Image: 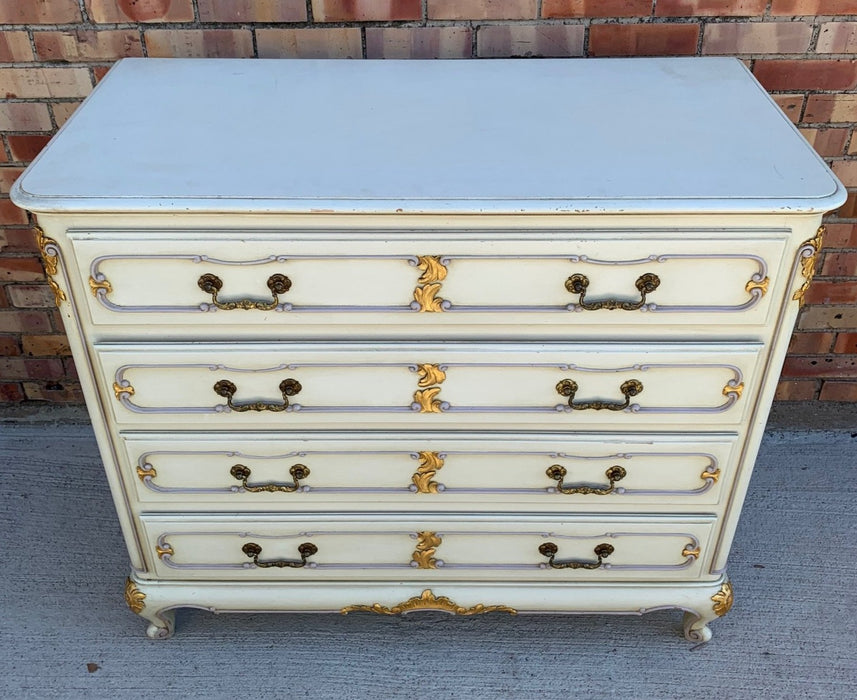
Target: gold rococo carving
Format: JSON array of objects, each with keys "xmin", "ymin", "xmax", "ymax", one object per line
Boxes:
[
  {"xmin": 34, "ymin": 225, "xmax": 67, "ymax": 306},
  {"xmin": 711, "ymin": 581, "xmax": 734, "ymax": 617},
  {"xmin": 341, "ymin": 589, "xmax": 517, "ymax": 616},
  {"xmin": 745, "ymin": 276, "xmax": 769, "ymax": 296},
  {"xmin": 411, "ymin": 531, "xmax": 442, "ymax": 569},
  {"xmin": 792, "ymin": 226, "xmax": 825, "ymax": 305},
  {"xmin": 124, "ymin": 578, "xmax": 146, "ymax": 614},
  {"xmin": 113, "ymin": 382, "xmax": 135, "ymax": 400},
  {"xmin": 411, "ymin": 451, "xmax": 445, "ymax": 493},
  {"xmin": 89, "ymin": 275, "xmax": 113, "ymax": 297}
]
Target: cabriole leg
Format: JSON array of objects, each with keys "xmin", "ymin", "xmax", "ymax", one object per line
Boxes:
[
  {"xmin": 124, "ymin": 577, "xmax": 176, "ymax": 639},
  {"xmin": 682, "ymin": 579, "xmax": 734, "ymax": 643}
]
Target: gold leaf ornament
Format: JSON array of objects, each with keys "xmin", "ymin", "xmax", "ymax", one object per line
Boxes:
[{"xmin": 341, "ymin": 589, "xmax": 517, "ymax": 616}]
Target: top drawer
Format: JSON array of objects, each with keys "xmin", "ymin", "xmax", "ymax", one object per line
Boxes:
[{"xmin": 67, "ymin": 229, "xmax": 790, "ymax": 332}]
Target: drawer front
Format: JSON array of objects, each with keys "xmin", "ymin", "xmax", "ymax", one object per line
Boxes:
[
  {"xmin": 97, "ymin": 342, "xmax": 762, "ymax": 429},
  {"xmin": 122, "ymin": 433, "xmax": 737, "ymax": 511},
  {"xmin": 69, "ymin": 230, "xmax": 788, "ymax": 330},
  {"xmin": 140, "ymin": 515, "xmax": 716, "ymax": 582}
]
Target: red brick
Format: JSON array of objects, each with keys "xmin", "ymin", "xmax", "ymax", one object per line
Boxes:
[
  {"xmin": 49, "ymin": 308, "xmax": 68, "ymax": 333},
  {"xmin": 0, "ymin": 383, "xmax": 24, "ymax": 402},
  {"xmin": 86, "ymin": 0, "xmax": 194, "ymax": 23},
  {"xmin": 0, "ymin": 335, "xmax": 21, "ymax": 356},
  {"xmin": 0, "ymin": 258, "xmax": 45, "ymax": 283},
  {"xmin": 834, "ymin": 331, "xmax": 857, "ymax": 353},
  {"xmin": 366, "ymin": 28, "xmax": 472, "ymax": 59},
  {"xmin": 0, "ymin": 32, "xmax": 35, "ymax": 62},
  {"xmin": 0, "ymin": 285, "xmax": 7, "ymax": 307},
  {"xmin": 798, "ymin": 305, "xmax": 857, "ymax": 329},
  {"xmin": 0, "ymin": 68, "xmax": 93, "ymax": 99},
  {"xmin": 145, "ymin": 30, "xmax": 255, "ymax": 58},
  {"xmin": 819, "ymin": 380, "xmax": 857, "ymax": 401},
  {"xmin": 7, "ymin": 284, "xmax": 56, "ymax": 308},
  {"xmin": 198, "ymin": 0, "xmax": 306, "ymax": 21},
  {"xmin": 0, "ymin": 229, "xmax": 38, "ymax": 253},
  {"xmin": 92, "ymin": 66, "xmax": 111, "ymax": 83},
  {"xmin": 771, "ymin": 94, "xmax": 804, "ymax": 123},
  {"xmin": 0, "ymin": 1, "xmax": 81, "ymax": 23},
  {"xmin": 22, "ymin": 334, "xmax": 71, "ymax": 356},
  {"xmin": 6, "ymin": 136, "xmax": 52, "ymax": 164},
  {"xmin": 656, "ymin": 0, "xmax": 767, "ymax": 16},
  {"xmin": 800, "ymin": 128, "xmax": 849, "ymax": 157},
  {"xmin": 822, "ymin": 223, "xmax": 857, "ymax": 247},
  {"xmin": 771, "ymin": 0, "xmax": 857, "ymax": 15},
  {"xmin": 782, "ymin": 354, "xmax": 857, "ymax": 378},
  {"xmin": 775, "ymin": 379, "xmax": 817, "ymax": 400},
  {"xmin": 804, "ymin": 280, "xmax": 857, "ymax": 305},
  {"xmin": 0, "ymin": 167, "xmax": 25, "ymax": 194},
  {"xmin": 34, "ymin": 31, "xmax": 143, "ymax": 62},
  {"xmin": 541, "ymin": 0, "xmax": 651, "ymax": 17},
  {"xmin": 702, "ymin": 22, "xmax": 811, "ymax": 55},
  {"xmin": 428, "ymin": 0, "xmax": 537, "ymax": 20},
  {"xmin": 804, "ymin": 94, "xmax": 857, "ymax": 124},
  {"xmin": 22, "ymin": 381, "xmax": 83, "ymax": 403},
  {"xmin": 754, "ymin": 61, "xmax": 857, "ymax": 91},
  {"xmin": 63, "ymin": 356, "xmax": 77, "ymax": 380},
  {"xmin": 788, "ymin": 331, "xmax": 835, "ymax": 354},
  {"xmin": 257, "ymin": 29, "xmax": 363, "ymax": 59},
  {"xmin": 477, "ymin": 24, "xmax": 585, "ymax": 58},
  {"xmin": 821, "ymin": 251, "xmax": 857, "ymax": 275},
  {"xmin": 0, "ymin": 310, "xmax": 51, "ymax": 333},
  {"xmin": 0, "ymin": 104, "xmax": 53, "ymax": 132},
  {"xmin": 0, "ymin": 357, "xmax": 65, "ymax": 380},
  {"xmin": 817, "ymin": 22, "xmax": 857, "ymax": 54},
  {"xmin": 589, "ymin": 23, "xmax": 700, "ymax": 57},
  {"xmin": 51, "ymin": 103, "xmax": 81, "ymax": 128},
  {"xmin": 314, "ymin": 0, "xmax": 422, "ymax": 21}
]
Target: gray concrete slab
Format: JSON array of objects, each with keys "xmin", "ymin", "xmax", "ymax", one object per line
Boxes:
[{"xmin": 1, "ymin": 423, "xmax": 855, "ymax": 699}]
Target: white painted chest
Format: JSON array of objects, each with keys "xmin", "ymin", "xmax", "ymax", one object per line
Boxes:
[{"xmin": 12, "ymin": 57, "xmax": 844, "ymax": 640}]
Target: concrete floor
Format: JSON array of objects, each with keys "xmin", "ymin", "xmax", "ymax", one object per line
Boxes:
[{"xmin": 1, "ymin": 421, "xmax": 855, "ymax": 699}]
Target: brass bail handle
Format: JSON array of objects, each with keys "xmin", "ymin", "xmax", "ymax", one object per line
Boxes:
[
  {"xmin": 556, "ymin": 378, "xmax": 643, "ymax": 411},
  {"xmin": 565, "ymin": 272, "xmax": 660, "ymax": 311},
  {"xmin": 538, "ymin": 542, "xmax": 614, "ymax": 570},
  {"xmin": 198, "ymin": 272, "xmax": 291, "ymax": 311},
  {"xmin": 213, "ymin": 378, "xmax": 302, "ymax": 412},
  {"xmin": 241, "ymin": 542, "xmax": 318, "ymax": 568},
  {"xmin": 546, "ymin": 465, "xmax": 627, "ymax": 495},
  {"xmin": 230, "ymin": 463, "xmax": 310, "ymax": 492}
]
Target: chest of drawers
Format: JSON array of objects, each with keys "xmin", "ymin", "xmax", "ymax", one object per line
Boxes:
[{"xmin": 12, "ymin": 57, "xmax": 844, "ymax": 641}]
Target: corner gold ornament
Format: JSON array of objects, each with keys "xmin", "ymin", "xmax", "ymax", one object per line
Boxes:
[
  {"xmin": 341, "ymin": 589, "xmax": 517, "ymax": 616},
  {"xmin": 34, "ymin": 225, "xmax": 67, "ymax": 306},
  {"xmin": 136, "ymin": 464, "xmax": 157, "ymax": 481},
  {"xmin": 792, "ymin": 225, "xmax": 825, "ymax": 305},
  {"xmin": 723, "ymin": 381, "xmax": 744, "ymax": 399},
  {"xmin": 711, "ymin": 581, "xmax": 734, "ymax": 617},
  {"xmin": 411, "ymin": 451, "xmax": 445, "ymax": 493},
  {"xmin": 412, "ymin": 255, "xmax": 448, "ymax": 312},
  {"xmin": 745, "ymin": 276, "xmax": 769, "ymax": 296},
  {"xmin": 124, "ymin": 578, "xmax": 145, "ymax": 614},
  {"xmin": 682, "ymin": 544, "xmax": 701, "ymax": 559},
  {"xmin": 156, "ymin": 543, "xmax": 174, "ymax": 559},
  {"xmin": 411, "ymin": 531, "xmax": 442, "ymax": 569}
]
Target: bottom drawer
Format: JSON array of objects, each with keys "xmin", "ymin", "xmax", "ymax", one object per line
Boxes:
[{"xmin": 140, "ymin": 514, "xmax": 716, "ymax": 582}]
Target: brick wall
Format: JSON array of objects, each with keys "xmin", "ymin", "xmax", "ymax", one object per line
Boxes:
[{"xmin": 1, "ymin": 0, "xmax": 856, "ymax": 405}]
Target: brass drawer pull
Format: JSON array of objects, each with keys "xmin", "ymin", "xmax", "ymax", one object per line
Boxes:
[
  {"xmin": 198, "ymin": 272, "xmax": 291, "ymax": 311},
  {"xmin": 241, "ymin": 542, "xmax": 318, "ymax": 568},
  {"xmin": 230, "ymin": 463, "xmax": 310, "ymax": 492},
  {"xmin": 565, "ymin": 272, "xmax": 660, "ymax": 311},
  {"xmin": 546, "ymin": 465, "xmax": 626, "ymax": 495},
  {"xmin": 538, "ymin": 542, "xmax": 614, "ymax": 570},
  {"xmin": 556, "ymin": 378, "xmax": 643, "ymax": 411},
  {"xmin": 213, "ymin": 378, "xmax": 302, "ymax": 412}
]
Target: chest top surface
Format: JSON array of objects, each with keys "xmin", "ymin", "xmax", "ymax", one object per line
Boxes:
[{"xmin": 12, "ymin": 57, "xmax": 844, "ymax": 216}]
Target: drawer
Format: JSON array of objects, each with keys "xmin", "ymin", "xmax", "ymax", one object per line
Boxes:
[
  {"xmin": 96, "ymin": 342, "xmax": 762, "ymax": 429},
  {"xmin": 140, "ymin": 514, "xmax": 717, "ymax": 582},
  {"xmin": 121, "ymin": 432, "xmax": 737, "ymax": 511},
  {"xmin": 69, "ymin": 230, "xmax": 789, "ymax": 331}
]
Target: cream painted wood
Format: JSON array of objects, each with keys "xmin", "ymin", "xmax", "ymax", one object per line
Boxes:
[
  {"xmin": 67, "ymin": 231, "xmax": 788, "ymax": 330},
  {"xmin": 120, "ymin": 432, "xmax": 737, "ymax": 511},
  {"xmin": 95, "ymin": 342, "xmax": 761, "ymax": 430},
  {"xmin": 11, "ymin": 58, "xmax": 844, "ymax": 641},
  {"xmin": 139, "ymin": 514, "xmax": 716, "ymax": 583}
]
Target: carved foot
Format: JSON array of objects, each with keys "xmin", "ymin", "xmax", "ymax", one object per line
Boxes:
[
  {"xmin": 682, "ymin": 578, "xmax": 734, "ymax": 643},
  {"xmin": 124, "ymin": 576, "xmax": 176, "ymax": 639},
  {"xmin": 144, "ymin": 610, "xmax": 175, "ymax": 640},
  {"xmin": 683, "ymin": 610, "xmax": 715, "ymax": 643}
]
